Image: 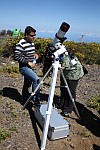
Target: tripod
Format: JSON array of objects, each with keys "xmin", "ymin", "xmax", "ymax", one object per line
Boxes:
[{"xmin": 22, "ymin": 58, "xmax": 80, "ymax": 150}]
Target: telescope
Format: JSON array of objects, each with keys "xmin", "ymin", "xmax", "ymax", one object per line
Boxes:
[
  {"xmin": 53, "ymin": 22, "xmax": 70, "ymax": 45},
  {"xmin": 43, "ymin": 22, "xmax": 70, "ymax": 75},
  {"xmin": 48, "ymin": 22, "xmax": 70, "ymax": 53},
  {"xmin": 40, "ymin": 22, "xmax": 80, "ymax": 150},
  {"xmin": 49, "ymin": 22, "xmax": 77, "ymax": 65}
]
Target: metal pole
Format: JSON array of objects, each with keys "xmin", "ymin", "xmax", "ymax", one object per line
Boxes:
[{"xmin": 40, "ymin": 61, "xmax": 61, "ymax": 150}]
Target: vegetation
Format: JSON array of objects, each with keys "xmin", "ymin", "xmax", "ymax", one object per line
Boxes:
[
  {"xmin": 80, "ymin": 129, "xmax": 91, "ymax": 137},
  {"xmin": 0, "ymin": 35, "xmax": 100, "ymax": 64},
  {"xmin": 0, "ymin": 64, "xmax": 19, "ymax": 74},
  {"xmin": 87, "ymin": 94, "xmax": 100, "ymax": 113},
  {"xmin": 0, "ymin": 34, "xmax": 100, "ymax": 114},
  {"xmin": 0, "ymin": 128, "xmax": 11, "ymax": 142}
]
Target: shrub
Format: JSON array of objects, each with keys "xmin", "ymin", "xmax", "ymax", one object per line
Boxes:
[
  {"xmin": 87, "ymin": 94, "xmax": 100, "ymax": 113},
  {"xmin": 0, "ymin": 64, "xmax": 19, "ymax": 74},
  {"xmin": 0, "ymin": 37, "xmax": 100, "ymax": 64},
  {"xmin": 0, "ymin": 128, "xmax": 11, "ymax": 142}
]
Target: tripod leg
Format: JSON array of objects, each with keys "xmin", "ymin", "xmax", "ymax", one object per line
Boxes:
[
  {"xmin": 22, "ymin": 65, "xmax": 53, "ymax": 110},
  {"xmin": 60, "ymin": 68, "xmax": 81, "ymax": 119},
  {"xmin": 40, "ymin": 62, "xmax": 61, "ymax": 150}
]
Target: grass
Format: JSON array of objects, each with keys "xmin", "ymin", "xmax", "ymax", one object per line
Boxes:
[
  {"xmin": 6, "ymin": 101, "xmax": 18, "ymax": 119},
  {"xmin": 87, "ymin": 94, "xmax": 100, "ymax": 113},
  {"xmin": 0, "ymin": 128, "xmax": 11, "ymax": 142},
  {"xmin": 0, "ymin": 64, "xmax": 19, "ymax": 74},
  {"xmin": 80, "ymin": 129, "xmax": 91, "ymax": 137},
  {"xmin": 0, "ymin": 64, "xmax": 19, "ymax": 80},
  {"xmin": 9, "ymin": 126, "xmax": 17, "ymax": 132}
]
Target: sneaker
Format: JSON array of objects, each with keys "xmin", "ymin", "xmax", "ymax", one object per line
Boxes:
[{"xmin": 61, "ymin": 111, "xmax": 70, "ymax": 117}]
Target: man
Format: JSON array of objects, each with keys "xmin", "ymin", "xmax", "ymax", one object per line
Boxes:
[{"xmin": 14, "ymin": 26, "xmax": 40, "ymax": 106}]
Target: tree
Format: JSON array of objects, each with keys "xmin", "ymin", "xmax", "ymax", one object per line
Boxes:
[
  {"xmin": 7, "ymin": 30, "xmax": 12, "ymax": 35},
  {"xmin": 0, "ymin": 30, "xmax": 6, "ymax": 35}
]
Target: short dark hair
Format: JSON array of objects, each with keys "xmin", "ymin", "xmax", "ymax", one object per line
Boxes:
[
  {"xmin": 24, "ymin": 26, "xmax": 36, "ymax": 36},
  {"xmin": 67, "ymin": 47, "xmax": 75, "ymax": 59}
]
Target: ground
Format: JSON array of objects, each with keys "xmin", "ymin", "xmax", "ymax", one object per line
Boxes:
[{"xmin": 0, "ymin": 59, "xmax": 100, "ymax": 150}]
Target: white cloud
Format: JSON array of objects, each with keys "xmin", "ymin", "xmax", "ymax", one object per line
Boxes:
[
  {"xmin": 69, "ymin": 31, "xmax": 100, "ymax": 38},
  {"xmin": 39, "ymin": 30, "xmax": 55, "ymax": 33}
]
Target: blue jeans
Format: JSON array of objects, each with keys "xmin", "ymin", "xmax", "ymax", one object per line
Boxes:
[{"xmin": 20, "ymin": 67, "xmax": 40, "ymax": 103}]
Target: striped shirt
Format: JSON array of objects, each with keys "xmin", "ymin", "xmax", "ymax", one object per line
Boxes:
[{"xmin": 14, "ymin": 39, "xmax": 35, "ymax": 68}]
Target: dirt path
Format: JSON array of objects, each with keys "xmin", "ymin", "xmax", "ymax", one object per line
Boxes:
[{"xmin": 0, "ymin": 64, "xmax": 100, "ymax": 150}]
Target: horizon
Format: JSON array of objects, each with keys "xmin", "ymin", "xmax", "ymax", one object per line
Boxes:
[
  {"xmin": 0, "ymin": 30, "xmax": 100, "ymax": 43},
  {"xmin": 36, "ymin": 31, "xmax": 100, "ymax": 43}
]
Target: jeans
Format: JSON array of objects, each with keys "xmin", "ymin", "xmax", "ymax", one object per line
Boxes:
[{"xmin": 20, "ymin": 67, "xmax": 40, "ymax": 103}]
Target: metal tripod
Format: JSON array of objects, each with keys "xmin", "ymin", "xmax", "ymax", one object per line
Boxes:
[{"xmin": 22, "ymin": 59, "xmax": 80, "ymax": 150}]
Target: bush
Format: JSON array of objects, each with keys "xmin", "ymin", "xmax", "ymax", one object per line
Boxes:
[
  {"xmin": 0, "ymin": 37, "xmax": 100, "ymax": 64},
  {"xmin": 0, "ymin": 64, "xmax": 19, "ymax": 74},
  {"xmin": 0, "ymin": 128, "xmax": 11, "ymax": 142},
  {"xmin": 64, "ymin": 41, "xmax": 100, "ymax": 64},
  {"xmin": 87, "ymin": 94, "xmax": 100, "ymax": 113}
]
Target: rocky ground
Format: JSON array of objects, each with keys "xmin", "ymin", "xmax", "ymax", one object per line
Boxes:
[{"xmin": 0, "ymin": 59, "xmax": 100, "ymax": 150}]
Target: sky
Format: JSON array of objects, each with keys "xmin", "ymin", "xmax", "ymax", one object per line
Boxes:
[{"xmin": 0, "ymin": 0, "xmax": 100, "ymax": 42}]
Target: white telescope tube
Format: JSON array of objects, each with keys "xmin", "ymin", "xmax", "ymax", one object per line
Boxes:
[{"xmin": 52, "ymin": 22, "xmax": 70, "ymax": 46}]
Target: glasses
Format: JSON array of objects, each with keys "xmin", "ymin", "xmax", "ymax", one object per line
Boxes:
[{"xmin": 29, "ymin": 34, "xmax": 36, "ymax": 37}]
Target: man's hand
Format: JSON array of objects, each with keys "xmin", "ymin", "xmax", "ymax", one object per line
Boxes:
[
  {"xmin": 28, "ymin": 62, "xmax": 35, "ymax": 68},
  {"xmin": 34, "ymin": 53, "xmax": 39, "ymax": 60}
]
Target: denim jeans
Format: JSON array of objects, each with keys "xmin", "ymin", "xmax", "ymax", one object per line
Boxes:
[{"xmin": 20, "ymin": 67, "xmax": 40, "ymax": 103}]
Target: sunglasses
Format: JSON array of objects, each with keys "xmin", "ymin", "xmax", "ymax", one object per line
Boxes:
[{"xmin": 29, "ymin": 34, "xmax": 36, "ymax": 37}]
